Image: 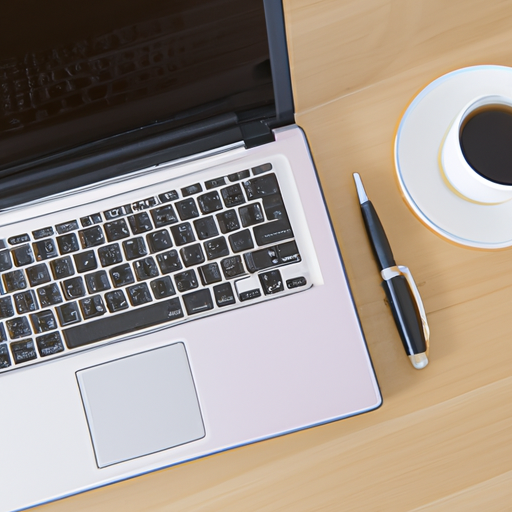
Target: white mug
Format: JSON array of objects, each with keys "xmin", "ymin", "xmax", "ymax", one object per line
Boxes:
[{"xmin": 441, "ymin": 94, "xmax": 512, "ymax": 204}]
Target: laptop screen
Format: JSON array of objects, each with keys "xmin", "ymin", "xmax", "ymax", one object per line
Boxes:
[{"xmin": 0, "ymin": 0, "xmax": 274, "ymax": 170}]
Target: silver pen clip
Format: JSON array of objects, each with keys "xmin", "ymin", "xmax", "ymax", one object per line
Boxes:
[{"xmin": 380, "ymin": 265, "xmax": 430, "ymax": 354}]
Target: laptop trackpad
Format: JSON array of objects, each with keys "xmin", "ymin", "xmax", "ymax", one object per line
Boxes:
[{"xmin": 76, "ymin": 343, "xmax": 205, "ymax": 468}]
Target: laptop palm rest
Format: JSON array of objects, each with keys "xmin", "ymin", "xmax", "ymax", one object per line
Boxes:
[{"xmin": 76, "ymin": 343, "xmax": 205, "ymax": 468}]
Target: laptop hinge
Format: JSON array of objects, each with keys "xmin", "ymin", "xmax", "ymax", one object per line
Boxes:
[{"xmin": 240, "ymin": 120, "xmax": 275, "ymax": 149}]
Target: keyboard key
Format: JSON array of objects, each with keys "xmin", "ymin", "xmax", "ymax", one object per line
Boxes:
[
  {"xmin": 132, "ymin": 198, "xmax": 157, "ymax": 212},
  {"xmin": 216, "ymin": 209, "xmax": 240, "ymax": 233},
  {"xmin": 194, "ymin": 216, "xmax": 219, "ymax": 240},
  {"xmin": 181, "ymin": 183, "xmax": 202, "ymax": 197},
  {"xmin": 133, "ymin": 257, "xmax": 159, "ymax": 280},
  {"xmin": 79, "ymin": 295, "xmax": 106, "ymax": 319},
  {"xmin": 150, "ymin": 276, "xmax": 176, "ymax": 299},
  {"xmin": 0, "ymin": 343, "xmax": 12, "ymax": 368},
  {"xmin": 0, "ymin": 323, "xmax": 5, "ymax": 341},
  {"xmin": 8, "ymin": 234, "xmax": 30, "ymax": 245},
  {"xmin": 170, "ymin": 223, "xmax": 195, "ymax": 246},
  {"xmin": 32, "ymin": 227, "xmax": 54, "ymax": 239},
  {"xmin": 12, "ymin": 244, "xmax": 35, "ymax": 266},
  {"xmin": 239, "ymin": 289, "xmax": 262, "ymax": 301},
  {"xmin": 63, "ymin": 298, "xmax": 184, "ymax": 349},
  {"xmin": 286, "ymin": 277, "xmax": 307, "ymax": 289},
  {"xmin": 50, "ymin": 256, "xmax": 75, "ymax": 279},
  {"xmin": 98, "ymin": 243, "xmax": 123, "ymax": 267},
  {"xmin": 110, "ymin": 263, "xmax": 135, "ymax": 287},
  {"xmin": 57, "ymin": 233, "xmax": 80, "ymax": 254},
  {"xmin": 0, "ymin": 250, "xmax": 12, "ymax": 271},
  {"xmin": 259, "ymin": 269, "xmax": 284, "ymax": 295},
  {"xmin": 180, "ymin": 244, "xmax": 205, "ymax": 267},
  {"xmin": 74, "ymin": 250, "xmax": 97, "ymax": 273},
  {"xmin": 104, "ymin": 219, "xmax": 130, "ymax": 241},
  {"xmin": 253, "ymin": 218, "xmax": 293, "ymax": 246},
  {"xmin": 228, "ymin": 229, "xmax": 254, "ymax": 253},
  {"xmin": 228, "ymin": 170, "xmax": 250, "ymax": 182},
  {"xmin": 85, "ymin": 270, "xmax": 111, "ymax": 293},
  {"xmin": 26, "ymin": 263, "xmax": 51, "ymax": 286},
  {"xmin": 14, "ymin": 290, "xmax": 38, "ymax": 314},
  {"xmin": 79, "ymin": 226, "xmax": 105, "ymax": 248},
  {"xmin": 150, "ymin": 205, "xmax": 178, "ymax": 227},
  {"xmin": 156, "ymin": 250, "xmax": 182, "ymax": 274},
  {"xmin": 62, "ymin": 276, "xmax": 86, "ymax": 299},
  {"xmin": 36, "ymin": 332, "xmax": 64, "ymax": 357},
  {"xmin": 197, "ymin": 191, "xmax": 223, "ymax": 214},
  {"xmin": 276, "ymin": 241, "xmax": 301, "ymax": 265},
  {"xmin": 6, "ymin": 317, "xmax": 32, "ymax": 339},
  {"xmin": 198, "ymin": 263, "xmax": 222, "ymax": 285},
  {"xmin": 158, "ymin": 190, "xmax": 179, "ymax": 203},
  {"xmin": 204, "ymin": 236, "xmax": 229, "ymax": 260},
  {"xmin": 176, "ymin": 198, "xmax": 199, "ymax": 220},
  {"xmin": 56, "ymin": 302, "xmax": 81, "ymax": 326},
  {"xmin": 127, "ymin": 283, "xmax": 152, "ymax": 306},
  {"xmin": 239, "ymin": 203, "xmax": 264, "ymax": 227},
  {"xmin": 11, "ymin": 339, "xmax": 37, "ymax": 364},
  {"xmin": 104, "ymin": 205, "xmax": 130, "ymax": 220},
  {"xmin": 105, "ymin": 290, "xmax": 129, "ymax": 313},
  {"xmin": 213, "ymin": 282, "xmax": 236, "ymax": 307},
  {"xmin": 147, "ymin": 230, "xmax": 173, "ymax": 252},
  {"xmin": 123, "ymin": 237, "xmax": 148, "ymax": 260},
  {"xmin": 243, "ymin": 173, "xmax": 279, "ymax": 199},
  {"xmin": 128, "ymin": 212, "xmax": 153, "ymax": 234},
  {"xmin": 33, "ymin": 239, "xmax": 58, "ymax": 261},
  {"xmin": 174, "ymin": 270, "xmax": 198, "ymax": 292},
  {"xmin": 56, "ymin": 220, "xmax": 79, "ymax": 234},
  {"xmin": 37, "ymin": 283, "xmax": 63, "ymax": 307},
  {"xmin": 0, "ymin": 297, "xmax": 14, "ymax": 319},
  {"xmin": 262, "ymin": 193, "xmax": 287, "ymax": 221},
  {"xmin": 221, "ymin": 184, "xmax": 245, "ymax": 207},
  {"xmin": 183, "ymin": 289, "xmax": 213, "ymax": 315},
  {"xmin": 30, "ymin": 310, "xmax": 57, "ymax": 333},
  {"xmin": 220, "ymin": 256, "xmax": 245, "ymax": 278},
  {"xmin": 244, "ymin": 247, "xmax": 279, "ymax": 273},
  {"xmin": 205, "ymin": 177, "xmax": 226, "ymax": 189},
  {"xmin": 252, "ymin": 162, "xmax": 273, "ymax": 175},
  {"xmin": 3, "ymin": 270, "xmax": 27, "ymax": 292}
]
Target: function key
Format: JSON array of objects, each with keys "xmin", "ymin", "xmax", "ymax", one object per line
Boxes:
[
  {"xmin": 56, "ymin": 220, "xmax": 79, "ymax": 234},
  {"xmin": 104, "ymin": 205, "xmax": 131, "ymax": 220},
  {"xmin": 205, "ymin": 177, "xmax": 226, "ymax": 190},
  {"xmin": 132, "ymin": 197, "xmax": 157, "ymax": 212},
  {"xmin": 32, "ymin": 227, "xmax": 54, "ymax": 239},
  {"xmin": 252, "ymin": 163, "xmax": 273, "ymax": 175},
  {"xmin": 228, "ymin": 170, "xmax": 250, "ymax": 182},
  {"xmin": 181, "ymin": 183, "xmax": 202, "ymax": 197},
  {"xmin": 158, "ymin": 190, "xmax": 179, "ymax": 203},
  {"xmin": 8, "ymin": 234, "xmax": 30, "ymax": 245}
]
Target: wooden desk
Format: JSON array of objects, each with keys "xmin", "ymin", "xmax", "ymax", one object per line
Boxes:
[{"xmin": 40, "ymin": 1, "xmax": 512, "ymax": 510}]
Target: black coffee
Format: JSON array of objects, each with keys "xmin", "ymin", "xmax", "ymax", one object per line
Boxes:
[{"xmin": 460, "ymin": 105, "xmax": 512, "ymax": 185}]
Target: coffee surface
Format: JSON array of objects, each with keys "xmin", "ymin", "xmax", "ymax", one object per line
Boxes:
[{"xmin": 460, "ymin": 106, "xmax": 512, "ymax": 185}]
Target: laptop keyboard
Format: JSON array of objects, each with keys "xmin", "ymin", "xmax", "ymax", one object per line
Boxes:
[{"xmin": 0, "ymin": 163, "xmax": 311, "ymax": 372}]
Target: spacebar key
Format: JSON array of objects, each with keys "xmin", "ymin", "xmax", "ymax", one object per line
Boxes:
[{"xmin": 63, "ymin": 298, "xmax": 184, "ymax": 349}]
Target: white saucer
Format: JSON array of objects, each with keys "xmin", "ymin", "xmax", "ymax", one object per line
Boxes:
[{"xmin": 395, "ymin": 65, "xmax": 512, "ymax": 249}]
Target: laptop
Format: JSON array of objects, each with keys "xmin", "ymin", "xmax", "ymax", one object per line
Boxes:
[{"xmin": 0, "ymin": 1, "xmax": 381, "ymax": 510}]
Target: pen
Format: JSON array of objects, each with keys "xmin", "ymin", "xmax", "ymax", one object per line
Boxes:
[{"xmin": 353, "ymin": 173, "xmax": 430, "ymax": 369}]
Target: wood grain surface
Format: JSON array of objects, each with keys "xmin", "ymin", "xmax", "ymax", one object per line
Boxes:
[{"xmin": 38, "ymin": 1, "xmax": 512, "ymax": 510}]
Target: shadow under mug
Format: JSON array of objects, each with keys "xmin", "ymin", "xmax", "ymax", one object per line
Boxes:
[{"xmin": 441, "ymin": 94, "xmax": 512, "ymax": 204}]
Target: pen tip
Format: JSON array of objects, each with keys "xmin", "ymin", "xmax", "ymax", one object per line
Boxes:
[
  {"xmin": 409, "ymin": 353, "xmax": 429, "ymax": 370},
  {"xmin": 352, "ymin": 173, "xmax": 368, "ymax": 204}
]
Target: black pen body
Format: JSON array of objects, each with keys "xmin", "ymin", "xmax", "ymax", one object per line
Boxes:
[{"xmin": 382, "ymin": 274, "xmax": 427, "ymax": 357}]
